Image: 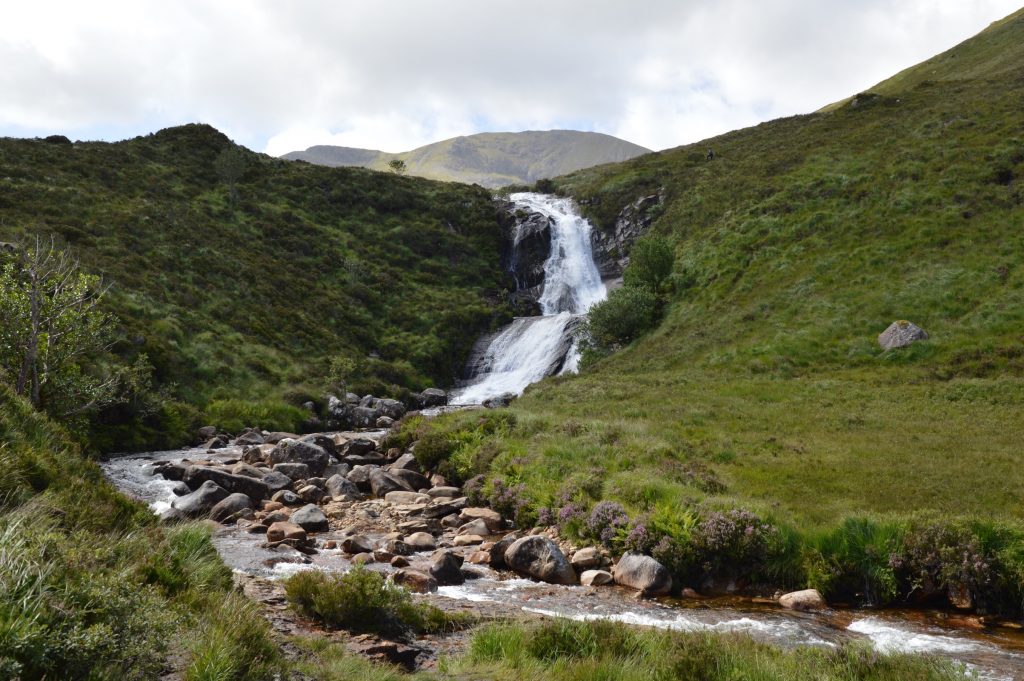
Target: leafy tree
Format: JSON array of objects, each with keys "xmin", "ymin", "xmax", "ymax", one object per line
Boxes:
[
  {"xmin": 387, "ymin": 159, "xmax": 407, "ymax": 175},
  {"xmin": 581, "ymin": 285, "xmax": 658, "ymax": 354},
  {"xmin": 0, "ymin": 236, "xmax": 150, "ymax": 417},
  {"xmin": 624, "ymin": 236, "xmax": 674, "ymax": 293}
]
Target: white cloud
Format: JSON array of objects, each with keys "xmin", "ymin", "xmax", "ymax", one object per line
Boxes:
[{"xmin": 0, "ymin": 0, "xmax": 1019, "ymax": 153}]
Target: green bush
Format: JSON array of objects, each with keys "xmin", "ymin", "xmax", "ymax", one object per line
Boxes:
[
  {"xmin": 284, "ymin": 567, "xmax": 471, "ymax": 640},
  {"xmin": 623, "ymin": 236, "xmax": 674, "ymax": 293},
  {"xmin": 581, "ymin": 286, "xmax": 659, "ymax": 353}
]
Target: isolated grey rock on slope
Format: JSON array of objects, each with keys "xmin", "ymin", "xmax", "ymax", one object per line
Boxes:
[{"xmin": 878, "ymin": 320, "xmax": 929, "ymax": 350}]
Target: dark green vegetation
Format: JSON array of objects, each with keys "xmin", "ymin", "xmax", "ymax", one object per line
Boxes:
[
  {"xmin": 283, "ymin": 130, "xmax": 652, "ymax": 188},
  {"xmin": 412, "ymin": 9, "xmax": 1024, "ymax": 614},
  {"xmin": 0, "ymin": 382, "xmax": 281, "ymax": 680},
  {"xmin": 0, "ymin": 124, "xmax": 513, "ymax": 450},
  {"xmin": 284, "ymin": 567, "xmax": 472, "ymax": 640}
]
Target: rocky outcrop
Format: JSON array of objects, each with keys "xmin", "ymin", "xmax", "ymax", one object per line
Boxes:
[
  {"xmin": 590, "ymin": 191, "xmax": 664, "ymax": 280},
  {"xmin": 502, "ymin": 204, "xmax": 553, "ymax": 313}
]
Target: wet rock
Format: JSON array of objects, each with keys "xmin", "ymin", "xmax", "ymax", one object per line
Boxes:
[
  {"xmin": 390, "ymin": 555, "xmax": 410, "ymax": 568},
  {"xmin": 267, "ymin": 521, "xmax": 307, "ymax": 543},
  {"xmin": 504, "ymin": 536, "xmax": 576, "ymax": 585},
  {"xmin": 392, "ymin": 569, "xmax": 438, "ymax": 595},
  {"xmin": 489, "ymin": 533, "xmax": 519, "ymax": 569},
  {"xmin": 271, "ymin": 489, "xmax": 301, "ymax": 505},
  {"xmin": 195, "ymin": 425, "xmax": 217, "ymax": 443},
  {"xmin": 421, "ymin": 388, "xmax": 447, "ymax": 407},
  {"xmin": 483, "ymin": 392, "xmax": 516, "ymax": 409},
  {"xmin": 204, "ymin": 436, "xmax": 229, "ymax": 450},
  {"xmin": 269, "ymin": 439, "xmax": 329, "ymax": 475},
  {"xmin": 209, "ymin": 493, "xmax": 254, "ymax": 523},
  {"xmin": 326, "ymin": 473, "xmax": 363, "ymax": 500},
  {"xmin": 681, "ymin": 587, "xmax": 702, "ymax": 599},
  {"xmin": 384, "ymin": 539, "xmax": 413, "ymax": 556},
  {"xmin": 404, "ymin": 532, "xmax": 437, "ymax": 551},
  {"xmin": 467, "ymin": 551, "xmax": 491, "ymax": 565},
  {"xmin": 264, "ymin": 510, "xmax": 290, "ymax": 525},
  {"xmin": 385, "ymin": 491, "xmax": 430, "ymax": 505},
  {"xmin": 154, "ymin": 461, "xmax": 189, "ymax": 481},
  {"xmin": 172, "ymin": 480, "xmax": 229, "ymax": 517},
  {"xmin": 580, "ymin": 569, "xmax": 613, "ymax": 586},
  {"xmin": 460, "ymin": 507, "xmax": 504, "ymax": 533},
  {"xmin": 613, "ymin": 552, "xmax": 672, "ymax": 596},
  {"xmin": 290, "ymin": 504, "xmax": 329, "ymax": 532},
  {"xmin": 184, "ymin": 465, "xmax": 271, "ymax": 501},
  {"xmin": 351, "ymin": 552, "xmax": 375, "ymax": 566},
  {"xmin": 429, "ymin": 550, "xmax": 465, "ymax": 586},
  {"xmin": 342, "ymin": 534, "xmax": 375, "ymax": 554},
  {"xmin": 235, "ymin": 429, "xmax": 265, "ymax": 446},
  {"xmin": 571, "ymin": 547, "xmax": 602, "ymax": 570},
  {"xmin": 170, "ymin": 481, "xmax": 191, "ymax": 496},
  {"xmin": 261, "ymin": 470, "xmax": 292, "ymax": 493},
  {"xmin": 779, "ymin": 589, "xmax": 826, "ymax": 611},
  {"xmin": 390, "ymin": 453, "xmax": 420, "ymax": 472},
  {"xmin": 878, "ymin": 320, "xmax": 929, "ymax": 350}
]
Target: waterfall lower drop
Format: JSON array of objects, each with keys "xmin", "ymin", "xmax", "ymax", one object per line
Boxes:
[{"xmin": 452, "ymin": 193, "xmax": 607, "ymax": 405}]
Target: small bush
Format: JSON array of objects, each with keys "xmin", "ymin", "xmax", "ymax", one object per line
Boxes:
[
  {"xmin": 581, "ymin": 285, "xmax": 659, "ymax": 352},
  {"xmin": 284, "ymin": 567, "xmax": 471, "ymax": 640}
]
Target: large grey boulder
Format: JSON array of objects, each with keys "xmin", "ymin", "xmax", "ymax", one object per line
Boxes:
[
  {"xmin": 779, "ymin": 589, "xmax": 826, "ymax": 611},
  {"xmin": 346, "ymin": 465, "xmax": 378, "ymax": 493},
  {"xmin": 504, "ymin": 536, "xmax": 576, "ymax": 585},
  {"xmin": 269, "ymin": 439, "xmax": 329, "ymax": 475},
  {"xmin": 350, "ymin": 406, "xmax": 382, "ymax": 428},
  {"xmin": 392, "ymin": 569, "xmax": 437, "ymax": 593},
  {"xmin": 299, "ymin": 433, "xmax": 338, "ymax": 457},
  {"xmin": 379, "ymin": 399, "xmax": 406, "ymax": 420},
  {"xmin": 325, "ymin": 473, "xmax": 363, "ymax": 499},
  {"xmin": 878, "ymin": 320, "xmax": 929, "ymax": 350},
  {"xmin": 340, "ymin": 437, "xmax": 377, "ymax": 458},
  {"xmin": 388, "ymin": 468, "xmax": 429, "ymax": 492},
  {"xmin": 429, "ymin": 550, "xmax": 464, "ymax": 586},
  {"xmin": 209, "ymin": 493, "xmax": 254, "ymax": 523},
  {"xmin": 613, "ymin": 552, "xmax": 672, "ymax": 596},
  {"xmin": 421, "ymin": 388, "xmax": 447, "ymax": 407},
  {"xmin": 370, "ymin": 469, "xmax": 409, "ymax": 497},
  {"xmin": 184, "ymin": 466, "xmax": 270, "ymax": 501},
  {"xmin": 290, "ymin": 504, "xmax": 329, "ymax": 532},
  {"xmin": 172, "ymin": 480, "xmax": 229, "ymax": 517},
  {"xmin": 273, "ymin": 462, "xmax": 311, "ymax": 480},
  {"xmin": 234, "ymin": 429, "xmax": 264, "ymax": 446},
  {"xmin": 261, "ymin": 470, "xmax": 293, "ymax": 493}
]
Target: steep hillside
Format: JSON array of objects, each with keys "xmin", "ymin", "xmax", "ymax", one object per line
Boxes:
[
  {"xmin": 283, "ymin": 130, "xmax": 652, "ymax": 187},
  {"xmin": 0, "ymin": 124, "xmax": 513, "ymax": 448},
  {"xmin": 435, "ymin": 10, "xmax": 1024, "ymax": 531}
]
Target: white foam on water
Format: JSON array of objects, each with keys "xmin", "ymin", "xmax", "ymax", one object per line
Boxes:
[{"xmin": 848, "ymin": 617, "xmax": 983, "ymax": 655}]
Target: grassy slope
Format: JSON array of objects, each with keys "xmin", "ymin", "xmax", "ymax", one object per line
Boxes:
[
  {"xmin": 471, "ymin": 11, "xmax": 1024, "ymax": 528},
  {"xmin": 0, "ymin": 124, "xmax": 513, "ymax": 446},
  {"xmin": 284, "ymin": 130, "xmax": 652, "ymax": 187}
]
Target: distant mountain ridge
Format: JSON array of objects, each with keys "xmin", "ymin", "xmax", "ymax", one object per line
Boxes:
[{"xmin": 282, "ymin": 130, "xmax": 652, "ymax": 187}]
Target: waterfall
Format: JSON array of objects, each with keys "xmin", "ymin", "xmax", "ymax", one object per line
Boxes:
[{"xmin": 452, "ymin": 193, "xmax": 606, "ymax": 405}]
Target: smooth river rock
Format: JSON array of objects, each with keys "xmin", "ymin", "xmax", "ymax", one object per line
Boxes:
[
  {"xmin": 779, "ymin": 589, "xmax": 826, "ymax": 611},
  {"xmin": 504, "ymin": 536, "xmax": 576, "ymax": 585},
  {"xmin": 613, "ymin": 552, "xmax": 672, "ymax": 596}
]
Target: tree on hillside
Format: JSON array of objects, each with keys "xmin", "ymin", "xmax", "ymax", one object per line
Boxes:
[
  {"xmin": 624, "ymin": 236, "xmax": 674, "ymax": 293},
  {"xmin": 0, "ymin": 236, "xmax": 150, "ymax": 417},
  {"xmin": 387, "ymin": 159, "xmax": 407, "ymax": 175}
]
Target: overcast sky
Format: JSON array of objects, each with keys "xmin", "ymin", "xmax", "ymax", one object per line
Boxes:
[{"xmin": 1, "ymin": 1, "xmax": 1019, "ymax": 155}]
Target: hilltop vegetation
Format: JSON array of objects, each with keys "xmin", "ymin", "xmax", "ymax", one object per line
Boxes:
[
  {"xmin": 0, "ymin": 124, "xmax": 513, "ymax": 450},
  {"xmin": 283, "ymin": 130, "xmax": 651, "ymax": 188}
]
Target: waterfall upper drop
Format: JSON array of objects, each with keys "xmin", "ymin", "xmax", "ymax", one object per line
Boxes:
[{"xmin": 452, "ymin": 193, "xmax": 607, "ymax": 405}]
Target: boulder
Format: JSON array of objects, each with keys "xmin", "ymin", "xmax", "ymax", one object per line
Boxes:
[
  {"xmin": 384, "ymin": 539, "xmax": 413, "ymax": 556},
  {"xmin": 421, "ymin": 388, "xmax": 447, "ymax": 407},
  {"xmin": 231, "ymin": 462, "xmax": 265, "ymax": 479},
  {"xmin": 204, "ymin": 436, "xmax": 228, "ymax": 450},
  {"xmin": 428, "ymin": 486, "xmax": 461, "ymax": 498},
  {"xmin": 422, "ymin": 497, "xmax": 467, "ymax": 519},
  {"xmin": 613, "ymin": 552, "xmax": 672, "ymax": 596},
  {"xmin": 369, "ymin": 469, "xmax": 408, "ymax": 497},
  {"xmin": 170, "ymin": 481, "xmax": 191, "ymax": 496},
  {"xmin": 454, "ymin": 534, "xmax": 484, "ymax": 546},
  {"xmin": 459, "ymin": 507, "xmax": 504, "ymax": 533},
  {"xmin": 184, "ymin": 465, "xmax": 270, "ymax": 501},
  {"xmin": 571, "ymin": 547, "xmax": 602, "ymax": 570},
  {"xmin": 153, "ymin": 461, "xmax": 189, "ymax": 481},
  {"xmin": 261, "ymin": 470, "xmax": 293, "ymax": 492},
  {"xmin": 458, "ymin": 519, "xmax": 490, "ymax": 537},
  {"xmin": 350, "ymin": 406, "xmax": 382, "ymax": 428},
  {"xmin": 209, "ymin": 493, "xmax": 254, "ymax": 523},
  {"xmin": 483, "ymin": 392, "xmax": 516, "ymax": 409},
  {"xmin": 384, "ymin": 491, "xmax": 430, "ymax": 505},
  {"xmin": 299, "ymin": 433, "xmax": 338, "ymax": 457},
  {"xmin": 393, "ymin": 569, "xmax": 438, "ymax": 594},
  {"xmin": 264, "ymin": 431, "xmax": 299, "ymax": 445},
  {"xmin": 325, "ymin": 474, "xmax": 363, "ymax": 499},
  {"xmin": 388, "ymin": 468, "xmax": 430, "ymax": 492},
  {"xmin": 267, "ymin": 521, "xmax": 307, "ymax": 543},
  {"xmin": 342, "ymin": 534, "xmax": 375, "ymax": 554},
  {"xmin": 269, "ymin": 439, "xmax": 329, "ymax": 475},
  {"xmin": 271, "ymin": 489, "xmax": 301, "ymax": 505},
  {"xmin": 390, "ymin": 453, "xmax": 420, "ymax": 472},
  {"xmin": 376, "ymin": 416, "xmax": 395, "ymax": 429},
  {"xmin": 429, "ymin": 550, "xmax": 464, "ymax": 586},
  {"xmin": 172, "ymin": 480, "xmax": 229, "ymax": 517},
  {"xmin": 351, "ymin": 552, "xmax": 375, "ymax": 566},
  {"xmin": 391, "ymin": 555, "xmax": 410, "ymax": 568},
  {"xmin": 489, "ymin": 533, "xmax": 519, "ymax": 569},
  {"xmin": 340, "ymin": 437, "xmax": 377, "ymax": 458},
  {"xmin": 346, "ymin": 465, "xmax": 378, "ymax": 493},
  {"xmin": 878, "ymin": 320, "xmax": 929, "ymax": 350},
  {"xmin": 379, "ymin": 399, "xmax": 406, "ymax": 420},
  {"xmin": 580, "ymin": 569, "xmax": 614, "ymax": 586},
  {"xmin": 504, "ymin": 536, "xmax": 576, "ymax": 585},
  {"xmin": 467, "ymin": 551, "xmax": 491, "ymax": 565},
  {"xmin": 404, "ymin": 532, "xmax": 437, "ymax": 551},
  {"xmin": 235, "ymin": 429, "xmax": 264, "ymax": 446},
  {"xmin": 778, "ymin": 589, "xmax": 826, "ymax": 611},
  {"xmin": 290, "ymin": 504, "xmax": 329, "ymax": 532},
  {"xmin": 195, "ymin": 425, "xmax": 217, "ymax": 443},
  {"xmin": 297, "ymin": 484, "xmax": 326, "ymax": 504},
  {"xmin": 323, "ymin": 462, "xmax": 351, "ymax": 479}
]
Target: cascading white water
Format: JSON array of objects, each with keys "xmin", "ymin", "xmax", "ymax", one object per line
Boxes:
[{"xmin": 452, "ymin": 193, "xmax": 606, "ymax": 405}]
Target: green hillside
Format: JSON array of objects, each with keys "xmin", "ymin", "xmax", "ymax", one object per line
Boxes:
[
  {"xmin": 283, "ymin": 130, "xmax": 652, "ymax": 187},
  {"xmin": 428, "ymin": 9, "xmax": 1024, "ymax": 534},
  {"xmin": 0, "ymin": 124, "xmax": 512, "ymax": 449}
]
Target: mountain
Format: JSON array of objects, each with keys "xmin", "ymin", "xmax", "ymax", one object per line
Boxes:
[
  {"xmin": 0, "ymin": 124, "xmax": 514, "ymax": 450},
  {"xmin": 282, "ymin": 130, "xmax": 652, "ymax": 187},
  {"xmin": 428, "ymin": 10, "xmax": 1024, "ymax": 536}
]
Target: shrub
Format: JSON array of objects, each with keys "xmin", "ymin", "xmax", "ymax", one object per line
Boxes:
[
  {"xmin": 692, "ymin": 509, "xmax": 779, "ymax": 582},
  {"xmin": 806, "ymin": 517, "xmax": 905, "ymax": 606},
  {"xmin": 203, "ymin": 398, "xmax": 306, "ymax": 434},
  {"xmin": 583, "ymin": 501, "xmax": 630, "ymax": 548},
  {"xmin": 623, "ymin": 235, "xmax": 675, "ymax": 293},
  {"xmin": 581, "ymin": 285, "xmax": 659, "ymax": 352},
  {"xmin": 284, "ymin": 567, "xmax": 470, "ymax": 640}
]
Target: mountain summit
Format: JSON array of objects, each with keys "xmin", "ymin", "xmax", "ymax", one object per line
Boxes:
[{"xmin": 281, "ymin": 130, "xmax": 651, "ymax": 187}]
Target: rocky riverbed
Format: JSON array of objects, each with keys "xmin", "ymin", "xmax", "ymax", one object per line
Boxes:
[{"xmin": 102, "ymin": 425, "xmax": 1024, "ymax": 679}]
